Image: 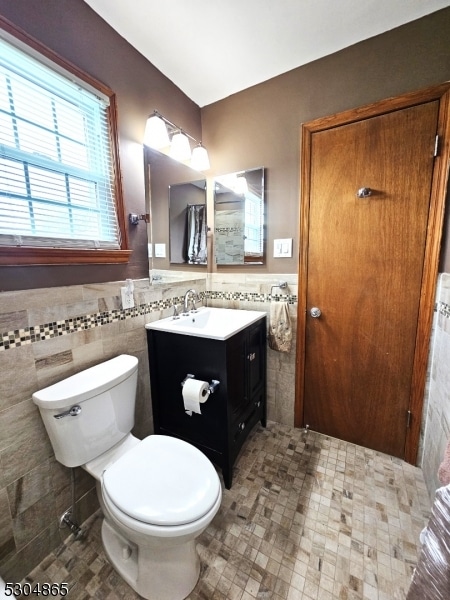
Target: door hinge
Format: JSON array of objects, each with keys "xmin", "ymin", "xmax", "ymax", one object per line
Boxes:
[
  {"xmin": 434, "ymin": 134, "xmax": 439, "ymax": 157},
  {"xmin": 406, "ymin": 410, "xmax": 412, "ymax": 428}
]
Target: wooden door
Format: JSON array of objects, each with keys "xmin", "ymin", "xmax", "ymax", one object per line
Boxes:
[{"xmin": 296, "ymin": 85, "xmax": 450, "ymax": 461}]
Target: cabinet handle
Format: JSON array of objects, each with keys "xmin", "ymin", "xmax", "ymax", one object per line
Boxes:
[
  {"xmin": 255, "ymin": 400, "xmax": 261, "ymax": 408},
  {"xmin": 239, "ymin": 422, "xmax": 245, "ymax": 431},
  {"xmin": 248, "ymin": 352, "xmax": 256, "ymax": 361}
]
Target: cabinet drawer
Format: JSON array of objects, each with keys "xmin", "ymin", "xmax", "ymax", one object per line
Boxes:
[
  {"xmin": 232, "ymin": 400, "xmax": 261, "ymax": 443},
  {"xmin": 233, "ymin": 409, "xmax": 256, "ymax": 444}
]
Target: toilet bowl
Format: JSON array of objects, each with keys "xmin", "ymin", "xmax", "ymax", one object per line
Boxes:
[
  {"xmin": 86, "ymin": 434, "xmax": 221, "ymax": 600},
  {"xmin": 32, "ymin": 355, "xmax": 222, "ymax": 600}
]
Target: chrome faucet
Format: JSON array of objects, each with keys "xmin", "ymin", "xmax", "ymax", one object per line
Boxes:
[{"xmin": 183, "ymin": 289, "xmax": 197, "ymax": 314}]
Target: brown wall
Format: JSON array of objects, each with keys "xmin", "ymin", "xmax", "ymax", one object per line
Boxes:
[
  {"xmin": 1, "ymin": 4, "xmax": 449, "ymax": 281},
  {"xmin": 202, "ymin": 7, "xmax": 450, "ymax": 273},
  {"xmin": 0, "ymin": 0, "xmax": 201, "ymax": 291}
]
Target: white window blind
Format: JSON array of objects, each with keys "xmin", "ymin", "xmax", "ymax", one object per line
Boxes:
[
  {"xmin": 244, "ymin": 190, "xmax": 264, "ymax": 256},
  {"xmin": 0, "ymin": 35, "xmax": 121, "ymax": 250}
]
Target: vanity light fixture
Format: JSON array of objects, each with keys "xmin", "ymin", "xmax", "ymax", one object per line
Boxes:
[
  {"xmin": 144, "ymin": 110, "xmax": 210, "ymax": 171},
  {"xmin": 191, "ymin": 142, "xmax": 210, "ymax": 171},
  {"xmin": 143, "ymin": 113, "xmax": 170, "ymax": 149},
  {"xmin": 217, "ymin": 172, "xmax": 248, "ymax": 195},
  {"xmin": 170, "ymin": 131, "xmax": 191, "ymax": 161},
  {"xmin": 235, "ymin": 174, "xmax": 249, "ymax": 195}
]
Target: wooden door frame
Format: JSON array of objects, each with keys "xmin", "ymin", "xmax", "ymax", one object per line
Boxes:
[{"xmin": 295, "ymin": 82, "xmax": 450, "ymax": 464}]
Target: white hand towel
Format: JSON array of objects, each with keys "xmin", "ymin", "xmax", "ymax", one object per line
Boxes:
[{"xmin": 268, "ymin": 302, "xmax": 292, "ymax": 353}]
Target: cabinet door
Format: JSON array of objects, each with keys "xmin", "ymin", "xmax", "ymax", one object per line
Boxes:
[
  {"xmin": 148, "ymin": 330, "xmax": 228, "ymax": 449},
  {"xmin": 226, "ymin": 330, "xmax": 248, "ymax": 422},
  {"xmin": 227, "ymin": 319, "xmax": 266, "ymax": 423},
  {"xmin": 246, "ymin": 320, "xmax": 266, "ymax": 400}
]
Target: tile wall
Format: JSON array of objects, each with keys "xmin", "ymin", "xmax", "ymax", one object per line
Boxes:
[
  {"xmin": 420, "ymin": 273, "xmax": 450, "ymax": 498},
  {"xmin": 0, "ymin": 272, "xmax": 297, "ymax": 581},
  {"xmin": 0, "ymin": 276, "xmax": 207, "ymax": 581},
  {"xmin": 2, "ymin": 269, "xmax": 446, "ymax": 581}
]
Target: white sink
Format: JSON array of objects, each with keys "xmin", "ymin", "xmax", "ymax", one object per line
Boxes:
[{"xmin": 145, "ymin": 307, "xmax": 266, "ymax": 340}]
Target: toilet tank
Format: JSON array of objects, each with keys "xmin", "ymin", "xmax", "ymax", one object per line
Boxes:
[{"xmin": 33, "ymin": 354, "xmax": 139, "ymax": 468}]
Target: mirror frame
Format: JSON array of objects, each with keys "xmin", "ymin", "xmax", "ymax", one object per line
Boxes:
[{"xmin": 144, "ymin": 146, "xmax": 209, "ymax": 277}]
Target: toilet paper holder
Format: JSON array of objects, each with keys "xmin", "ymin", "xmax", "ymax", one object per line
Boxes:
[{"xmin": 181, "ymin": 374, "xmax": 220, "ymax": 394}]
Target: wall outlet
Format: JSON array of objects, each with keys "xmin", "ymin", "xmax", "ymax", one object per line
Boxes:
[{"xmin": 121, "ymin": 286, "xmax": 135, "ymax": 309}]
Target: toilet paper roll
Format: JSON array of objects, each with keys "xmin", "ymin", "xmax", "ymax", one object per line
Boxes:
[{"xmin": 182, "ymin": 378, "xmax": 210, "ymax": 416}]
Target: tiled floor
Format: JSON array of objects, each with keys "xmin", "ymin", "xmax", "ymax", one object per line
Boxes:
[{"xmin": 22, "ymin": 422, "xmax": 431, "ymax": 600}]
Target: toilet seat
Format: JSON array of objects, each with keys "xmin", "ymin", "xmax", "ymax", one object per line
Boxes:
[{"xmin": 102, "ymin": 435, "xmax": 221, "ymax": 527}]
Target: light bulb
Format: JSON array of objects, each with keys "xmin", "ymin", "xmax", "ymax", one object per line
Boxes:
[
  {"xmin": 170, "ymin": 132, "xmax": 191, "ymax": 161},
  {"xmin": 143, "ymin": 114, "xmax": 170, "ymax": 149},
  {"xmin": 191, "ymin": 143, "xmax": 210, "ymax": 171},
  {"xmin": 235, "ymin": 176, "xmax": 248, "ymax": 195}
]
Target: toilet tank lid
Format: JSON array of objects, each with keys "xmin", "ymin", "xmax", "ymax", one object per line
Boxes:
[{"xmin": 32, "ymin": 354, "xmax": 138, "ymax": 409}]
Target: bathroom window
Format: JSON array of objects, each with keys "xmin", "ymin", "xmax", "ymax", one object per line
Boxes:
[
  {"xmin": 244, "ymin": 190, "xmax": 263, "ymax": 256},
  {"xmin": 0, "ymin": 23, "xmax": 130, "ymax": 265}
]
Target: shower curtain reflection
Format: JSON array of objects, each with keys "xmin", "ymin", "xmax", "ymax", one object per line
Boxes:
[
  {"xmin": 186, "ymin": 204, "xmax": 207, "ymax": 264},
  {"xmin": 168, "ymin": 178, "xmax": 207, "ymax": 265}
]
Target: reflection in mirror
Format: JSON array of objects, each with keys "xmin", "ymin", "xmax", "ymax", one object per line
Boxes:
[
  {"xmin": 144, "ymin": 147, "xmax": 208, "ymax": 278},
  {"xmin": 169, "ymin": 180, "xmax": 207, "ymax": 264},
  {"xmin": 214, "ymin": 167, "xmax": 265, "ymax": 265}
]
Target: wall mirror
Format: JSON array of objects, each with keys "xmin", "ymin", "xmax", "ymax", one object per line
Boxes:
[
  {"xmin": 144, "ymin": 147, "xmax": 207, "ymax": 278},
  {"xmin": 214, "ymin": 167, "xmax": 265, "ymax": 265},
  {"xmin": 169, "ymin": 180, "xmax": 207, "ymax": 264}
]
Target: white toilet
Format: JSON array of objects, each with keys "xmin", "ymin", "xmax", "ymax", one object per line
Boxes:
[{"xmin": 32, "ymin": 354, "xmax": 222, "ymax": 600}]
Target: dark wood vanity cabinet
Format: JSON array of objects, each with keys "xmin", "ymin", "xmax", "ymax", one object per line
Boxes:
[{"xmin": 146, "ymin": 316, "xmax": 266, "ymax": 488}]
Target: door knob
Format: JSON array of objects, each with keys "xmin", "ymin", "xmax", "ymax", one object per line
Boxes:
[
  {"xmin": 310, "ymin": 307, "xmax": 322, "ymax": 318},
  {"xmin": 356, "ymin": 187, "xmax": 372, "ymax": 198}
]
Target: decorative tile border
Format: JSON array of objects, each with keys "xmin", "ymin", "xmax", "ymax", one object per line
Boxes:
[
  {"xmin": 0, "ymin": 290, "xmax": 298, "ymax": 352},
  {"xmin": 1, "ymin": 292, "xmax": 443, "ymax": 353},
  {"xmin": 0, "ymin": 296, "xmax": 183, "ymax": 352},
  {"xmin": 206, "ymin": 290, "xmax": 297, "ymax": 304}
]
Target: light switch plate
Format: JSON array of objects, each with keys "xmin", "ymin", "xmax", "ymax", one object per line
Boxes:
[
  {"xmin": 273, "ymin": 238, "xmax": 293, "ymax": 258},
  {"xmin": 154, "ymin": 243, "xmax": 166, "ymax": 258}
]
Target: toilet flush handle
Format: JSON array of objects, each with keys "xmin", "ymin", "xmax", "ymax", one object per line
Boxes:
[{"xmin": 53, "ymin": 405, "xmax": 82, "ymax": 419}]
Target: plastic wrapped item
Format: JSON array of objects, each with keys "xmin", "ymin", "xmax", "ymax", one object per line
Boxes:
[
  {"xmin": 438, "ymin": 440, "xmax": 450, "ymax": 485},
  {"xmin": 406, "ymin": 484, "xmax": 450, "ymax": 599}
]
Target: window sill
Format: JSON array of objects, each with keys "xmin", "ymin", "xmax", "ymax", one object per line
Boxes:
[{"xmin": 0, "ymin": 247, "xmax": 132, "ymax": 265}]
